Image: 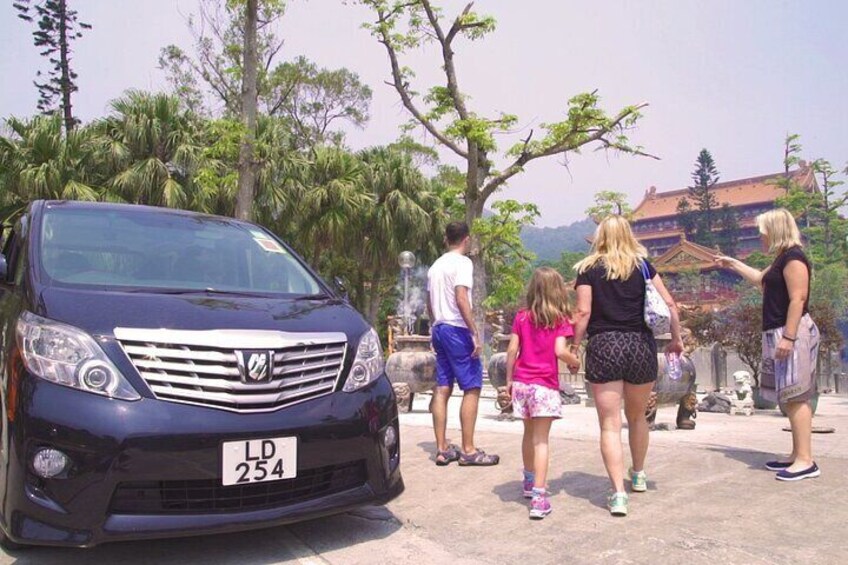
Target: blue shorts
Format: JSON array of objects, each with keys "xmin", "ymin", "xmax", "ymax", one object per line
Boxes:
[{"xmin": 431, "ymin": 324, "xmax": 483, "ymax": 391}]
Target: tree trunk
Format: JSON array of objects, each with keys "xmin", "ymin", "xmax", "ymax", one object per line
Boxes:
[
  {"xmin": 235, "ymin": 0, "xmax": 259, "ymax": 221},
  {"xmin": 465, "ymin": 147, "xmax": 490, "ymax": 351},
  {"xmin": 58, "ymin": 0, "xmax": 74, "ymax": 133},
  {"xmin": 366, "ymin": 283, "xmax": 382, "ymax": 326}
]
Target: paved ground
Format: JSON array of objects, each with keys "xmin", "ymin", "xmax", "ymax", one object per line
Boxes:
[{"xmin": 2, "ymin": 393, "xmax": 846, "ymax": 564}]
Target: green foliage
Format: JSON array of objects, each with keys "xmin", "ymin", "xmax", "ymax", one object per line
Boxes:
[
  {"xmin": 473, "ymin": 200, "xmax": 539, "ymax": 309},
  {"xmin": 677, "ymin": 148, "xmax": 722, "ymax": 249},
  {"xmin": 716, "ymin": 289, "xmax": 764, "ymax": 385},
  {"xmin": 159, "ymin": 1, "xmax": 371, "ymax": 149},
  {"xmin": 0, "ymin": 114, "xmax": 100, "ymax": 214},
  {"xmin": 746, "ymin": 251, "xmax": 772, "ymax": 270},
  {"xmin": 776, "ymin": 158, "xmax": 848, "ymax": 266},
  {"xmin": 13, "ymin": 0, "xmax": 91, "ymax": 130},
  {"xmin": 536, "ymin": 250, "xmax": 584, "ymax": 282},
  {"xmin": 716, "ymin": 202, "xmax": 739, "ymax": 256},
  {"xmin": 585, "ymin": 190, "xmax": 632, "ymax": 222},
  {"xmin": 93, "ymin": 91, "xmax": 206, "ymax": 210},
  {"xmin": 357, "ymin": 0, "xmax": 652, "ymax": 327}
]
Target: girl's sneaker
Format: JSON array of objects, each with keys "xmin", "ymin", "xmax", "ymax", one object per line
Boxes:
[
  {"xmin": 522, "ymin": 471, "xmax": 535, "ymax": 499},
  {"xmin": 529, "ymin": 489, "xmax": 552, "ymax": 520},
  {"xmin": 629, "ymin": 468, "xmax": 647, "ymax": 492},
  {"xmin": 608, "ymin": 492, "xmax": 629, "ymax": 516}
]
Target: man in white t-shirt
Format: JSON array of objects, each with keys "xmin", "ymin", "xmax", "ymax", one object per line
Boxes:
[{"xmin": 426, "ymin": 222, "xmax": 499, "ymax": 467}]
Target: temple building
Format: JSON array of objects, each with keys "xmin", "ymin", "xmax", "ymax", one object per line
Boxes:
[
  {"xmin": 629, "ymin": 163, "xmax": 818, "ymax": 308},
  {"xmin": 630, "ymin": 162, "xmax": 818, "ymax": 258}
]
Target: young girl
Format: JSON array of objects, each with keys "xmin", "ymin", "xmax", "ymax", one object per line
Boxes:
[{"xmin": 506, "ymin": 267, "xmax": 581, "ymax": 519}]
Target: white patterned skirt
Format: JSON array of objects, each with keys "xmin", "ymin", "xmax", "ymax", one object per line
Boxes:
[{"xmin": 761, "ymin": 314, "xmax": 820, "ymax": 405}]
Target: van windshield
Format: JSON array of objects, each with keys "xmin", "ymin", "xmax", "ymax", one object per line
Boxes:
[{"xmin": 38, "ymin": 207, "xmax": 323, "ymax": 296}]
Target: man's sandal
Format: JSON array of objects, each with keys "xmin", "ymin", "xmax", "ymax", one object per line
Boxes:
[
  {"xmin": 435, "ymin": 444, "xmax": 460, "ymax": 466},
  {"xmin": 458, "ymin": 449, "xmax": 500, "ymax": 466}
]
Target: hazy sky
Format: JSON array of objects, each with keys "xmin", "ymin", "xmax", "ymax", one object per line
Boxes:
[{"xmin": 1, "ymin": 0, "xmax": 846, "ymax": 227}]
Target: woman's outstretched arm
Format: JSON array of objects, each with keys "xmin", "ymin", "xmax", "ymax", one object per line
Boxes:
[{"xmin": 715, "ymin": 255, "xmax": 766, "ymax": 288}]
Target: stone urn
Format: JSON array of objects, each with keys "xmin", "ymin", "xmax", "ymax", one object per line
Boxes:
[
  {"xmin": 487, "ymin": 334, "xmax": 512, "ymax": 412},
  {"xmin": 385, "ymin": 335, "xmax": 436, "ymax": 413},
  {"xmin": 652, "ymin": 334, "xmax": 698, "ymax": 430}
]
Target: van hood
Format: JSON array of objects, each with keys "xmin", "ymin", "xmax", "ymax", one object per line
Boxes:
[{"xmin": 36, "ymin": 287, "xmax": 370, "ymax": 343}]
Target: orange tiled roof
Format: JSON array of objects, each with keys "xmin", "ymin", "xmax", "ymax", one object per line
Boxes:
[
  {"xmin": 654, "ymin": 237, "xmax": 723, "ymax": 265},
  {"xmin": 632, "ymin": 166, "xmax": 817, "ymax": 221}
]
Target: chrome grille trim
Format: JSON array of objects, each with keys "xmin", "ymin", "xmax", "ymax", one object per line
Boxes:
[{"xmin": 115, "ymin": 328, "xmax": 348, "ymax": 413}]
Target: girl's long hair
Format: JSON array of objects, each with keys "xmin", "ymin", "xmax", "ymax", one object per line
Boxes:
[
  {"xmin": 525, "ymin": 267, "xmax": 571, "ymax": 329},
  {"xmin": 574, "ymin": 215, "xmax": 648, "ymax": 280}
]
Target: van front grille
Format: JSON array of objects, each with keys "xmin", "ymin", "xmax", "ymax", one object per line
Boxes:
[
  {"xmin": 115, "ymin": 328, "xmax": 347, "ymax": 413},
  {"xmin": 109, "ymin": 461, "xmax": 367, "ymax": 514}
]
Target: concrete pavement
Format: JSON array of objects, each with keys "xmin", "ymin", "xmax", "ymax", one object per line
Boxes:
[{"xmin": 1, "ymin": 393, "xmax": 845, "ymax": 564}]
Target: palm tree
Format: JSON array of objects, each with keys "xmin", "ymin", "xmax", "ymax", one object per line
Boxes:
[
  {"xmin": 0, "ymin": 114, "xmax": 100, "ymax": 224},
  {"xmin": 295, "ymin": 147, "xmax": 369, "ymax": 265},
  {"xmin": 197, "ymin": 116, "xmax": 302, "ymax": 222},
  {"xmin": 95, "ymin": 90, "xmax": 205, "ymax": 209},
  {"xmin": 356, "ymin": 147, "xmax": 445, "ymax": 323}
]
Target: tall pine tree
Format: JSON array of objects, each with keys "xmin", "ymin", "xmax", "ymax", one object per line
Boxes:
[
  {"xmin": 676, "ymin": 149, "xmax": 721, "ymax": 248},
  {"xmin": 13, "ymin": 0, "xmax": 90, "ymax": 132}
]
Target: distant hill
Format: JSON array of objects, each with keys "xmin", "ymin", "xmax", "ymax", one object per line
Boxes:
[{"xmin": 520, "ymin": 218, "xmax": 595, "ymax": 261}]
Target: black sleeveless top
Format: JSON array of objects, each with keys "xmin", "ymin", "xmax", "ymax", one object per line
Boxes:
[{"xmin": 762, "ymin": 246, "xmax": 810, "ymax": 331}]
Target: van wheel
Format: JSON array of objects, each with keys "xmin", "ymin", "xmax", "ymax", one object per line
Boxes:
[{"xmin": 0, "ymin": 531, "xmax": 28, "ymax": 552}]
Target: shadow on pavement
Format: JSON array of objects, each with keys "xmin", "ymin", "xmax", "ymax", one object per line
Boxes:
[
  {"xmin": 705, "ymin": 445, "xmax": 777, "ymax": 470},
  {"xmin": 1, "ymin": 509, "xmax": 402, "ymax": 565},
  {"xmin": 555, "ymin": 471, "xmax": 611, "ymax": 510},
  {"xmin": 492, "ymin": 472, "xmax": 660, "ymax": 510},
  {"xmin": 417, "ymin": 440, "xmax": 438, "ymax": 463}
]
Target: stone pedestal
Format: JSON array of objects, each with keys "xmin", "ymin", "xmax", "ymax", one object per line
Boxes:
[
  {"xmin": 487, "ymin": 334, "xmax": 512, "ymax": 414},
  {"xmin": 385, "ymin": 335, "xmax": 435, "ymax": 413}
]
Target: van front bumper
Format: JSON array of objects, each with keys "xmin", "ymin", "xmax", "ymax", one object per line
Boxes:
[{"xmin": 2, "ymin": 374, "xmax": 403, "ymax": 547}]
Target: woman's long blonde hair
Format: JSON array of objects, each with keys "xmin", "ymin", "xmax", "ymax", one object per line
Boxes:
[
  {"xmin": 757, "ymin": 208, "xmax": 803, "ymax": 255},
  {"xmin": 525, "ymin": 267, "xmax": 571, "ymax": 329},
  {"xmin": 574, "ymin": 215, "xmax": 648, "ymax": 280}
]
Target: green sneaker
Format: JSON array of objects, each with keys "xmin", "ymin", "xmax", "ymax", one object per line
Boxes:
[
  {"xmin": 630, "ymin": 468, "xmax": 647, "ymax": 493},
  {"xmin": 608, "ymin": 492, "xmax": 628, "ymax": 516}
]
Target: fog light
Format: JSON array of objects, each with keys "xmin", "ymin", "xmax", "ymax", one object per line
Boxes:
[
  {"xmin": 32, "ymin": 448, "xmax": 69, "ymax": 478},
  {"xmin": 383, "ymin": 425, "xmax": 398, "ymax": 452}
]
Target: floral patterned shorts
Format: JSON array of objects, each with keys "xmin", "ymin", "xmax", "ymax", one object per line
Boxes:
[{"xmin": 511, "ymin": 381, "xmax": 562, "ymax": 419}]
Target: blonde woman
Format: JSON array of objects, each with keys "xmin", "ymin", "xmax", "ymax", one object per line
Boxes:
[
  {"xmin": 716, "ymin": 208, "xmax": 820, "ymax": 481},
  {"xmin": 572, "ymin": 215, "xmax": 682, "ymax": 516}
]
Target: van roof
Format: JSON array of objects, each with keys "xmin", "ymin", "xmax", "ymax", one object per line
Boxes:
[{"xmin": 41, "ymin": 200, "xmax": 245, "ymax": 225}]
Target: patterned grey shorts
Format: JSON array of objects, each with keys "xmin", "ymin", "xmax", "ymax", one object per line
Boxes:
[
  {"xmin": 585, "ymin": 331, "xmax": 658, "ymax": 385},
  {"xmin": 761, "ymin": 314, "xmax": 820, "ymax": 405}
]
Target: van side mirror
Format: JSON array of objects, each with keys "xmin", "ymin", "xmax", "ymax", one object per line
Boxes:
[
  {"xmin": 0, "ymin": 256, "xmax": 7, "ymax": 282},
  {"xmin": 333, "ymin": 277, "xmax": 349, "ymax": 301}
]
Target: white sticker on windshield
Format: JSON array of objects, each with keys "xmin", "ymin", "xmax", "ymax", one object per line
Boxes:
[{"xmin": 254, "ymin": 237, "xmax": 286, "ymax": 254}]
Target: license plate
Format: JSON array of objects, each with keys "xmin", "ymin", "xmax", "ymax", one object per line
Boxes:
[{"xmin": 221, "ymin": 437, "xmax": 297, "ymax": 486}]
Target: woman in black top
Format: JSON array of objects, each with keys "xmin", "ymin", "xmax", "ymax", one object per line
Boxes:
[
  {"xmin": 717, "ymin": 208, "xmax": 821, "ymax": 482},
  {"xmin": 573, "ymin": 215, "xmax": 683, "ymax": 516}
]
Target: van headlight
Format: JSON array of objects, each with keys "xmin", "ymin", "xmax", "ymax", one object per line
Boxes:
[
  {"xmin": 343, "ymin": 328, "xmax": 385, "ymax": 392},
  {"xmin": 16, "ymin": 312, "xmax": 140, "ymax": 401}
]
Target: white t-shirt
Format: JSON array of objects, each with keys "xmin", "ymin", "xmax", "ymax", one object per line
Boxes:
[{"xmin": 427, "ymin": 251, "xmax": 473, "ymax": 328}]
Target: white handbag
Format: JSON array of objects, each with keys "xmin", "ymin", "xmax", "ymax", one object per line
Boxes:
[{"xmin": 640, "ymin": 261, "xmax": 671, "ymax": 336}]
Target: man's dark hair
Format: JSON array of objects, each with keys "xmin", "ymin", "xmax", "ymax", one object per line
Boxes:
[{"xmin": 445, "ymin": 222, "xmax": 470, "ymax": 246}]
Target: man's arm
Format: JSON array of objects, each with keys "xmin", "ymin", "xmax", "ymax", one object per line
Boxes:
[{"xmin": 455, "ymin": 286, "xmax": 481, "ymax": 358}]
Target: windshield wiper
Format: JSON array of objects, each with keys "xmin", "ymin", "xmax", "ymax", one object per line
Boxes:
[
  {"xmin": 120, "ymin": 287, "xmax": 269, "ymax": 297},
  {"xmin": 293, "ymin": 292, "xmax": 331, "ymax": 300}
]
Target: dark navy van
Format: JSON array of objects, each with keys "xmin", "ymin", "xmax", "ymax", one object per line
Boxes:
[{"xmin": 0, "ymin": 201, "xmax": 403, "ymax": 548}]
